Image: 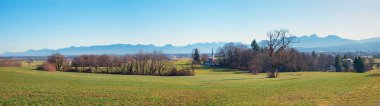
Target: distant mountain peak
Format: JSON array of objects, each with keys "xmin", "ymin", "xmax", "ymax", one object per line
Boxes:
[
  {"xmin": 292, "ymin": 34, "xmax": 355, "ymax": 48},
  {"xmin": 326, "ymin": 35, "xmax": 340, "ymax": 39},
  {"xmin": 309, "ymin": 34, "xmax": 318, "ymax": 37},
  {"xmin": 163, "ymin": 44, "xmax": 174, "ymax": 47}
]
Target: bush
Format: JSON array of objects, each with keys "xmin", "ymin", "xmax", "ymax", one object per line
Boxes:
[{"xmin": 42, "ymin": 62, "xmax": 56, "ymax": 72}]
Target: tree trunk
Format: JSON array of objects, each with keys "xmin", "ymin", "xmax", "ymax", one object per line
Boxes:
[
  {"xmin": 268, "ymin": 66, "xmax": 277, "ymax": 78},
  {"xmin": 268, "ymin": 71, "xmax": 276, "ymax": 78}
]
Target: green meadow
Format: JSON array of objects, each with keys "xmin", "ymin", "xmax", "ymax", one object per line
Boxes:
[
  {"xmin": 1, "ymin": 60, "xmax": 380, "ymax": 105},
  {"xmin": 375, "ymin": 59, "xmax": 380, "ymax": 63}
]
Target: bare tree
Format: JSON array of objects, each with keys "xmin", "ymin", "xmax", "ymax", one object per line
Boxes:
[
  {"xmin": 88, "ymin": 55, "xmax": 98, "ymax": 72},
  {"xmin": 42, "ymin": 62, "xmax": 56, "ymax": 72},
  {"xmin": 0, "ymin": 59, "xmax": 22, "ymax": 67},
  {"xmin": 98, "ymin": 55, "xmax": 112, "ymax": 73},
  {"xmin": 214, "ymin": 33, "xmax": 335, "ymax": 75},
  {"xmin": 69, "ymin": 51, "xmax": 193, "ymax": 76},
  {"xmin": 200, "ymin": 54, "xmax": 209, "ymax": 64},
  {"xmin": 249, "ymin": 50, "xmax": 271, "ymax": 74},
  {"xmin": 26, "ymin": 60, "xmax": 33, "ymax": 65},
  {"xmin": 47, "ymin": 53, "xmax": 66, "ymax": 71},
  {"xmin": 263, "ymin": 29, "xmax": 295, "ymax": 78}
]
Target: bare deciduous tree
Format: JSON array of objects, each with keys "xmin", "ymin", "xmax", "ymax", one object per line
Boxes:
[
  {"xmin": 47, "ymin": 53, "xmax": 66, "ymax": 71},
  {"xmin": 262, "ymin": 29, "xmax": 295, "ymax": 78},
  {"xmin": 69, "ymin": 51, "xmax": 193, "ymax": 76},
  {"xmin": 26, "ymin": 60, "xmax": 33, "ymax": 65},
  {"xmin": 0, "ymin": 59, "xmax": 22, "ymax": 67},
  {"xmin": 200, "ymin": 54, "xmax": 208, "ymax": 64}
]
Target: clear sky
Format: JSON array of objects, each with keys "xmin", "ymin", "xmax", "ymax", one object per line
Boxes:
[{"xmin": 0, "ymin": 0, "xmax": 379, "ymax": 53}]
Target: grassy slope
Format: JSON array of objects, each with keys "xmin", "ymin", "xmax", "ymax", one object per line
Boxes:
[{"xmin": 0, "ymin": 60, "xmax": 380, "ymax": 105}]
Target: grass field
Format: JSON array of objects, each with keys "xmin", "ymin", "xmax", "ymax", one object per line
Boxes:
[
  {"xmin": 375, "ymin": 59, "xmax": 380, "ymax": 63},
  {"xmin": 1, "ymin": 60, "xmax": 380, "ymax": 105}
]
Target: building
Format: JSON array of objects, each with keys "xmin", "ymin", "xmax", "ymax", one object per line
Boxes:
[
  {"xmin": 342, "ymin": 58, "xmax": 354, "ymax": 71},
  {"xmin": 169, "ymin": 56, "xmax": 178, "ymax": 61},
  {"xmin": 204, "ymin": 48, "xmax": 218, "ymax": 66},
  {"xmin": 326, "ymin": 65, "xmax": 335, "ymax": 72}
]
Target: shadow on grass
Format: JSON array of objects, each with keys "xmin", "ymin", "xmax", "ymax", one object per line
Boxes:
[
  {"xmin": 365, "ymin": 70, "xmax": 380, "ymax": 77},
  {"xmin": 200, "ymin": 78, "xmax": 252, "ymax": 84},
  {"xmin": 366, "ymin": 73, "xmax": 380, "ymax": 77},
  {"xmin": 200, "ymin": 65, "xmax": 251, "ymax": 74}
]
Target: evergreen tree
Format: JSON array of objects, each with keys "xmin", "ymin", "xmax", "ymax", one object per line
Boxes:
[
  {"xmin": 342, "ymin": 54, "xmax": 348, "ymax": 72},
  {"xmin": 353, "ymin": 57, "xmax": 358, "ymax": 72},
  {"xmin": 342, "ymin": 54, "xmax": 348, "ymax": 59},
  {"xmin": 311, "ymin": 51, "xmax": 317, "ymax": 58},
  {"xmin": 192, "ymin": 48, "xmax": 201, "ymax": 64},
  {"xmin": 359, "ymin": 57, "xmax": 365, "ymax": 72},
  {"xmin": 354, "ymin": 57, "xmax": 365, "ymax": 73},
  {"xmin": 251, "ymin": 39, "xmax": 260, "ymax": 52},
  {"xmin": 334, "ymin": 55, "xmax": 342, "ymax": 72}
]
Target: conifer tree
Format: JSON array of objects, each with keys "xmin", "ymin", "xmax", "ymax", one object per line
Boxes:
[
  {"xmin": 354, "ymin": 57, "xmax": 365, "ymax": 73},
  {"xmin": 334, "ymin": 55, "xmax": 342, "ymax": 72},
  {"xmin": 192, "ymin": 48, "xmax": 201, "ymax": 64},
  {"xmin": 251, "ymin": 39, "xmax": 260, "ymax": 52}
]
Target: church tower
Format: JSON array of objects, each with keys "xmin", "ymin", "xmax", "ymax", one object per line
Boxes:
[{"xmin": 212, "ymin": 48, "xmax": 214, "ymax": 59}]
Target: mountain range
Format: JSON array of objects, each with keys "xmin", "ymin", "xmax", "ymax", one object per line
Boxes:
[
  {"xmin": 293, "ymin": 35, "xmax": 380, "ymax": 52},
  {"xmin": 1, "ymin": 42, "xmax": 227, "ymax": 56},
  {"xmin": 2, "ymin": 35, "xmax": 379, "ymax": 56}
]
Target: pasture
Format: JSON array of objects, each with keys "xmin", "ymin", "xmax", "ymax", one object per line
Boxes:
[{"xmin": 0, "ymin": 60, "xmax": 380, "ymax": 105}]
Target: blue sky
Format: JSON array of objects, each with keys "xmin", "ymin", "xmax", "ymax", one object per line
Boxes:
[{"xmin": 0, "ymin": 0, "xmax": 379, "ymax": 53}]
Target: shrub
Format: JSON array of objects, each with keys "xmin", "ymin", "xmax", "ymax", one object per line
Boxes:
[
  {"xmin": 42, "ymin": 62, "xmax": 56, "ymax": 72},
  {"xmin": 35, "ymin": 65, "xmax": 43, "ymax": 70}
]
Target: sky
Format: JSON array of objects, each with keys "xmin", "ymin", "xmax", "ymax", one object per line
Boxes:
[{"xmin": 0, "ymin": 0, "xmax": 380, "ymax": 53}]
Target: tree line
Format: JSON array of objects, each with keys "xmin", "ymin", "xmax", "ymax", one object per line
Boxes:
[
  {"xmin": 39, "ymin": 51, "xmax": 194, "ymax": 76},
  {"xmin": 215, "ymin": 29, "xmax": 374, "ymax": 78},
  {"xmin": 0, "ymin": 59, "xmax": 22, "ymax": 67},
  {"xmin": 333, "ymin": 54, "xmax": 374, "ymax": 73}
]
